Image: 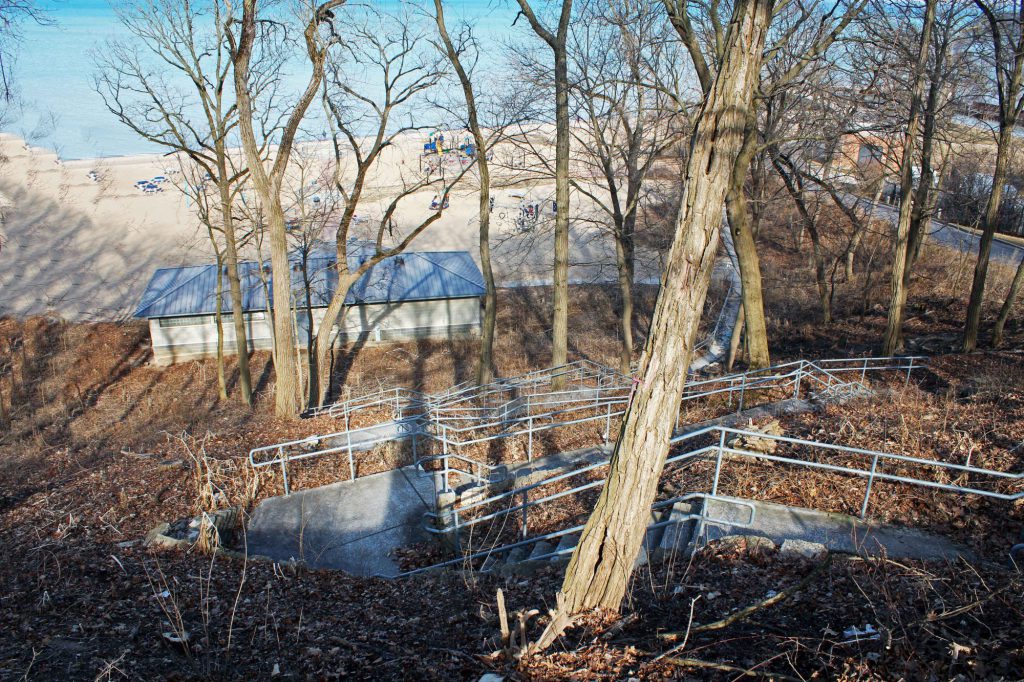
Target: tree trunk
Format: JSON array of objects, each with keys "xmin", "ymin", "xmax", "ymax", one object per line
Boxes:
[
  {"xmin": 477, "ymin": 164, "xmax": 498, "ymax": 386},
  {"xmin": 230, "ymin": 0, "xmax": 340, "ymax": 418},
  {"xmin": 964, "ymin": 123, "xmax": 1015, "ymax": 351},
  {"xmin": 614, "ymin": 215, "xmax": 635, "ymax": 375},
  {"xmin": 433, "ymin": 0, "xmax": 497, "ymax": 386},
  {"xmin": 770, "ymin": 153, "xmax": 831, "ymax": 324},
  {"xmin": 551, "ymin": 47, "xmax": 571, "ymax": 388},
  {"xmin": 726, "ymin": 302, "xmax": 745, "ymax": 372},
  {"xmin": 218, "ymin": 172, "xmax": 253, "ymax": 407},
  {"xmin": 902, "ymin": 50, "xmax": 944, "ymax": 291},
  {"xmin": 993, "ymin": 255, "xmax": 1024, "ymax": 346},
  {"xmin": 214, "ymin": 252, "xmax": 228, "ymax": 401},
  {"xmin": 313, "ymin": 271, "xmax": 362, "ymax": 406},
  {"xmin": 536, "ymin": 0, "xmax": 771, "ymax": 647},
  {"xmin": 882, "ymin": 0, "xmax": 935, "ymax": 356},
  {"xmin": 725, "ymin": 142, "xmax": 770, "ymax": 368}
]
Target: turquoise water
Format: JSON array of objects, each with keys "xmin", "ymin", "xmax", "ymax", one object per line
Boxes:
[{"xmin": 10, "ymin": 0, "xmax": 521, "ymax": 159}]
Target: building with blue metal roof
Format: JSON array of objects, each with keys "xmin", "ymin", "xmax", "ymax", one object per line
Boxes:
[{"xmin": 135, "ymin": 241, "xmax": 485, "ymax": 365}]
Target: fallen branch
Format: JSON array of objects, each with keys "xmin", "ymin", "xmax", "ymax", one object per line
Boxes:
[
  {"xmin": 659, "ymin": 553, "xmax": 833, "ymax": 643},
  {"xmin": 662, "ymin": 656, "xmax": 801, "ymax": 681}
]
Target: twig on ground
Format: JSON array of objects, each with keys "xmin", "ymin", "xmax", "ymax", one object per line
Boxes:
[{"xmin": 659, "ymin": 554, "xmax": 834, "ymax": 643}]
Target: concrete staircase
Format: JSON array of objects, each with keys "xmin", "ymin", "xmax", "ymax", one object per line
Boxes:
[
  {"xmin": 469, "ymin": 496, "xmax": 974, "ymax": 577},
  {"xmin": 474, "ymin": 498, "xmax": 717, "ymax": 576}
]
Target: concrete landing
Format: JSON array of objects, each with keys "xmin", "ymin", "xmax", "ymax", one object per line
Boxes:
[
  {"xmin": 318, "ymin": 418, "xmax": 421, "ymax": 454},
  {"xmin": 703, "ymin": 497, "xmax": 974, "ymax": 561},
  {"xmin": 246, "ymin": 465, "xmax": 436, "ymax": 577}
]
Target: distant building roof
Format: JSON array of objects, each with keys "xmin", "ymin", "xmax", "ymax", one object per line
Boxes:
[{"xmin": 134, "ymin": 241, "xmax": 485, "ymax": 319}]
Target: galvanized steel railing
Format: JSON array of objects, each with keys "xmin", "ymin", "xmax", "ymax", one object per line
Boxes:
[
  {"xmin": 249, "ymin": 356, "xmax": 924, "ymax": 495},
  {"xmin": 417, "ymin": 420, "xmax": 1022, "ymax": 574}
]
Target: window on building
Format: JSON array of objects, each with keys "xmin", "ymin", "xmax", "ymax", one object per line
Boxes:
[{"xmin": 857, "ymin": 143, "xmax": 883, "ymax": 165}]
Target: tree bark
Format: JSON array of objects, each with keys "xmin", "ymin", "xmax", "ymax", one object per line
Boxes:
[
  {"xmin": 725, "ymin": 124, "xmax": 770, "ymax": 368},
  {"xmin": 213, "ymin": 251, "xmax": 228, "ymax": 401},
  {"xmin": 536, "ymin": 0, "xmax": 772, "ymax": 647},
  {"xmin": 882, "ymin": 0, "xmax": 935, "ymax": 356}
]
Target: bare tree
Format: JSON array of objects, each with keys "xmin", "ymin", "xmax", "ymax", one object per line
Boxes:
[
  {"xmin": 95, "ymin": 0, "xmax": 280, "ymax": 406},
  {"xmin": 0, "ymin": 1, "xmax": 49, "ymax": 101},
  {"xmin": 665, "ymin": 0, "xmax": 865, "ymax": 367},
  {"xmin": 536, "ymin": 0, "xmax": 776, "ymax": 649},
  {"xmin": 307, "ymin": 9, "xmax": 471, "ymax": 407},
  {"xmin": 881, "ymin": 0, "xmax": 935, "ymax": 354},
  {"xmin": 567, "ymin": 0, "xmax": 690, "ymax": 374},
  {"xmin": 432, "ymin": 0, "xmax": 499, "ymax": 382},
  {"xmin": 228, "ymin": 0, "xmax": 344, "ymax": 418},
  {"xmin": 964, "ymin": 0, "xmax": 1024, "ymax": 350},
  {"xmin": 515, "ymin": 0, "xmax": 573, "ymax": 388}
]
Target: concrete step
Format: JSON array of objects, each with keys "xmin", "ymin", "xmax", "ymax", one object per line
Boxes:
[
  {"xmin": 655, "ymin": 500, "xmax": 702, "ymax": 560},
  {"xmin": 480, "ymin": 550, "xmax": 504, "ymax": 574},
  {"xmin": 551, "ymin": 533, "xmax": 579, "ymax": 562},
  {"xmin": 527, "ymin": 541, "xmax": 555, "ymax": 562},
  {"xmin": 636, "ymin": 509, "xmax": 670, "ymax": 568}
]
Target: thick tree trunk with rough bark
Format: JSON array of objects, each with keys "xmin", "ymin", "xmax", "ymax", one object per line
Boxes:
[
  {"xmin": 882, "ymin": 0, "xmax": 935, "ymax": 356},
  {"xmin": 535, "ymin": 0, "xmax": 772, "ymax": 647}
]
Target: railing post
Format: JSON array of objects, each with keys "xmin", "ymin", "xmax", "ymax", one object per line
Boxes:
[
  {"xmin": 712, "ymin": 430, "xmax": 726, "ymax": 496},
  {"xmin": 528, "ymin": 416, "xmax": 534, "ymax": 461},
  {"xmin": 279, "ymin": 446, "xmax": 290, "ymax": 496},
  {"xmin": 347, "ymin": 434, "xmax": 355, "ymax": 482},
  {"xmin": 794, "ymin": 361, "xmax": 803, "ymax": 399},
  {"xmin": 905, "ymin": 357, "xmax": 914, "ymax": 387},
  {"xmin": 861, "ymin": 357, "xmax": 868, "ymax": 383},
  {"xmin": 861, "ymin": 454, "xmax": 879, "ymax": 519},
  {"xmin": 604, "ymin": 401, "xmax": 612, "ymax": 443},
  {"xmin": 453, "ymin": 507, "xmax": 462, "ymax": 554},
  {"xmin": 738, "ymin": 372, "xmax": 747, "ymax": 412},
  {"xmin": 520, "ymin": 490, "xmax": 529, "ymax": 539}
]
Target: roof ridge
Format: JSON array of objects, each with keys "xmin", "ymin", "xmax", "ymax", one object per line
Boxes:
[
  {"xmin": 411, "ymin": 251, "xmax": 483, "ymax": 289},
  {"xmin": 136, "ymin": 263, "xmax": 217, "ymax": 317}
]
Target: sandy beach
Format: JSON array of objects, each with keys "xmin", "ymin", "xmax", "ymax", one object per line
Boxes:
[{"xmin": 0, "ymin": 129, "xmax": 661, "ymax": 321}]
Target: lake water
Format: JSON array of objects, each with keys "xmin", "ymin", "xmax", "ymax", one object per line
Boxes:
[{"xmin": 10, "ymin": 0, "xmax": 523, "ymax": 159}]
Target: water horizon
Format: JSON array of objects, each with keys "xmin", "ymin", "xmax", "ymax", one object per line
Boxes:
[{"xmin": 7, "ymin": 0, "xmax": 522, "ymax": 161}]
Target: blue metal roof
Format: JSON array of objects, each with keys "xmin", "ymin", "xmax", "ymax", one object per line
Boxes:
[{"xmin": 134, "ymin": 243, "xmax": 485, "ymax": 319}]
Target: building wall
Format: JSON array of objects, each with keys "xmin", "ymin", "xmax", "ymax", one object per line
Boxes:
[{"xmin": 149, "ymin": 298, "xmax": 481, "ymax": 366}]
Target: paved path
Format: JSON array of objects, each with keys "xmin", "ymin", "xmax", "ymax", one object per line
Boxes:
[
  {"xmin": 246, "ymin": 465, "xmax": 437, "ymax": 577},
  {"xmin": 847, "ymin": 194, "xmax": 1024, "ymax": 265}
]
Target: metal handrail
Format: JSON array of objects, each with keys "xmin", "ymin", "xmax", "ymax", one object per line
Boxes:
[
  {"xmin": 397, "ymin": 492, "xmax": 754, "ymax": 578},
  {"xmin": 249, "ymin": 356, "xmax": 925, "ymax": 496},
  {"xmin": 431, "ymin": 421, "xmax": 1021, "ymax": 542}
]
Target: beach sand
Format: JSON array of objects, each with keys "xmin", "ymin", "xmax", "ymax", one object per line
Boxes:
[{"xmin": 0, "ymin": 130, "xmax": 653, "ymax": 321}]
